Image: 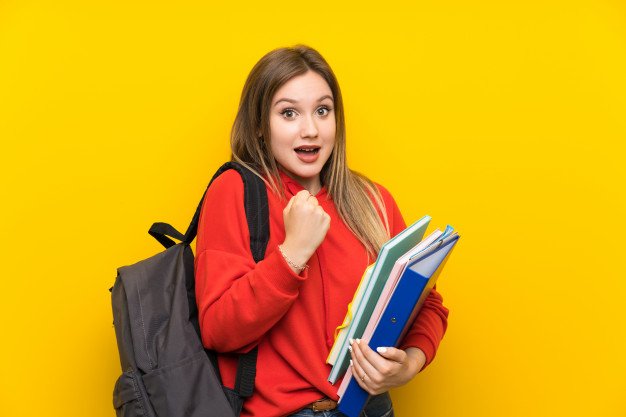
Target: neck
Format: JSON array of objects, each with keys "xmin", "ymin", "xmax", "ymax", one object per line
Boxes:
[{"xmin": 279, "ymin": 169, "xmax": 322, "ymax": 195}]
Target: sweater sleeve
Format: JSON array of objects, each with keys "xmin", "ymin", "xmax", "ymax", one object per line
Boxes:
[
  {"xmin": 376, "ymin": 184, "xmax": 450, "ymax": 369},
  {"xmin": 194, "ymin": 170, "xmax": 307, "ymax": 353}
]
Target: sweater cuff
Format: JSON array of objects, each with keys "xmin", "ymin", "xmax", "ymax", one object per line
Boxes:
[{"xmin": 258, "ymin": 248, "xmax": 308, "ymax": 295}]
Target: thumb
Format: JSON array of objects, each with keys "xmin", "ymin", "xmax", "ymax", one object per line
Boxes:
[
  {"xmin": 285, "ymin": 195, "xmax": 296, "ymax": 213},
  {"xmin": 375, "ymin": 346, "xmax": 406, "ymax": 363}
]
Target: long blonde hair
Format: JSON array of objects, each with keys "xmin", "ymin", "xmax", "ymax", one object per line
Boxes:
[{"xmin": 231, "ymin": 45, "xmax": 390, "ymax": 257}]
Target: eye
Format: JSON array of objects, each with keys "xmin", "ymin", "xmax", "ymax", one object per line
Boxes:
[
  {"xmin": 316, "ymin": 106, "xmax": 332, "ymax": 116},
  {"xmin": 280, "ymin": 108, "xmax": 297, "ymax": 119}
]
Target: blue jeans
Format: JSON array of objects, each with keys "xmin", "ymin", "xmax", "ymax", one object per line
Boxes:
[{"xmin": 287, "ymin": 392, "xmax": 394, "ymax": 417}]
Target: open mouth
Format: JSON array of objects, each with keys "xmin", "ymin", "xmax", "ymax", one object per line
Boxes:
[{"xmin": 294, "ymin": 146, "xmax": 320, "ymax": 155}]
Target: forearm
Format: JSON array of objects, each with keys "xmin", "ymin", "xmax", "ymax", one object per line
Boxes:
[
  {"xmin": 196, "ymin": 248, "xmax": 306, "ymax": 352},
  {"xmin": 403, "ymin": 347, "xmax": 426, "ymax": 379}
]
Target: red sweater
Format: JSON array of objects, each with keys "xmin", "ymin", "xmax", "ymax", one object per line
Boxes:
[{"xmin": 195, "ymin": 169, "xmax": 449, "ymax": 417}]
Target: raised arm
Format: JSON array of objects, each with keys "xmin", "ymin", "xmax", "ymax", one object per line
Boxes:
[{"xmin": 194, "ymin": 170, "xmax": 329, "ymax": 353}]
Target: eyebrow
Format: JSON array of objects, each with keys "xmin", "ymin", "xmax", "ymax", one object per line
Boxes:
[{"xmin": 273, "ymin": 95, "xmax": 334, "ymax": 107}]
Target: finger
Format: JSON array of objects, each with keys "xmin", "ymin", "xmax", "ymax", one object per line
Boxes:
[
  {"xmin": 354, "ymin": 339, "xmax": 389, "ymax": 370},
  {"xmin": 351, "ymin": 339, "xmax": 381, "ymax": 381},
  {"xmin": 350, "ymin": 359, "xmax": 370, "ymax": 392},
  {"xmin": 295, "ymin": 190, "xmax": 311, "ymax": 201},
  {"xmin": 308, "ymin": 194, "xmax": 319, "ymax": 206},
  {"xmin": 285, "ymin": 195, "xmax": 296, "ymax": 212},
  {"xmin": 349, "ymin": 347, "xmax": 370, "ymax": 391},
  {"xmin": 323, "ymin": 211, "xmax": 331, "ymax": 227},
  {"xmin": 351, "ymin": 340, "xmax": 387, "ymax": 395},
  {"xmin": 293, "ymin": 190, "xmax": 315, "ymax": 209},
  {"xmin": 375, "ymin": 346, "xmax": 406, "ymax": 363},
  {"xmin": 315, "ymin": 206, "xmax": 326, "ymax": 218}
]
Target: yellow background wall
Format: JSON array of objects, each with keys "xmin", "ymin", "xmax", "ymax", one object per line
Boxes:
[{"xmin": 1, "ymin": 0, "xmax": 625, "ymax": 416}]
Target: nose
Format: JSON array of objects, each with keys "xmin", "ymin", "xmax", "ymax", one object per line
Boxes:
[{"xmin": 300, "ymin": 114, "xmax": 318, "ymax": 139}]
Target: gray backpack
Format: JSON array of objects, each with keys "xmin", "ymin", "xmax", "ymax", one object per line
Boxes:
[{"xmin": 111, "ymin": 162, "xmax": 269, "ymax": 417}]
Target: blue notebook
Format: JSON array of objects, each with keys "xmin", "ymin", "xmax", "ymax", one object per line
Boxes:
[{"xmin": 337, "ymin": 233, "xmax": 460, "ymax": 417}]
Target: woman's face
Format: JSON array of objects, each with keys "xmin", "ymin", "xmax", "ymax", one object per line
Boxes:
[{"xmin": 269, "ymin": 70, "xmax": 336, "ymax": 195}]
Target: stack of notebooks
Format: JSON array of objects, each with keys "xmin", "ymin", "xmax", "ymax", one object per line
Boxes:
[{"xmin": 326, "ymin": 215, "xmax": 460, "ymax": 417}]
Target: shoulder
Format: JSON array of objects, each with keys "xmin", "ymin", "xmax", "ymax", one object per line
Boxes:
[
  {"xmin": 352, "ymin": 170, "xmax": 397, "ymax": 209},
  {"xmin": 373, "ymin": 182, "xmax": 396, "ymax": 205},
  {"xmin": 202, "ymin": 168, "xmax": 251, "ymax": 211},
  {"xmin": 197, "ymin": 168, "xmax": 250, "ymax": 253},
  {"xmin": 200, "ymin": 168, "xmax": 247, "ymax": 226},
  {"xmin": 208, "ymin": 168, "xmax": 245, "ymax": 195},
  {"xmin": 372, "ymin": 181, "xmax": 401, "ymax": 215}
]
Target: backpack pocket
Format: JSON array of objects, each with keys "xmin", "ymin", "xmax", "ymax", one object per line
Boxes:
[
  {"xmin": 142, "ymin": 350, "xmax": 236, "ymax": 417},
  {"xmin": 113, "ymin": 370, "xmax": 155, "ymax": 417}
]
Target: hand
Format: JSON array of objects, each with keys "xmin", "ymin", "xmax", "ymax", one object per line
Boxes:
[
  {"xmin": 281, "ymin": 190, "xmax": 330, "ymax": 270},
  {"xmin": 349, "ymin": 339, "xmax": 426, "ymax": 395}
]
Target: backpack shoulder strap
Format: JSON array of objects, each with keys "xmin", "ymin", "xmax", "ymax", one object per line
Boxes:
[
  {"xmin": 186, "ymin": 161, "xmax": 269, "ymax": 404},
  {"xmin": 183, "ymin": 162, "xmax": 269, "ymax": 263}
]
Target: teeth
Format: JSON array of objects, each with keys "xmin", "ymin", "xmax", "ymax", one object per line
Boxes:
[{"xmin": 296, "ymin": 148, "xmax": 318, "ymax": 153}]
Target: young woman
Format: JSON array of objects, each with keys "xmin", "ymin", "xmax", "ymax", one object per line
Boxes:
[{"xmin": 194, "ymin": 45, "xmax": 449, "ymax": 417}]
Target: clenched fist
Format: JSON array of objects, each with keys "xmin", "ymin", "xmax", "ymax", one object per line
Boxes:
[{"xmin": 280, "ymin": 190, "xmax": 330, "ymax": 272}]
